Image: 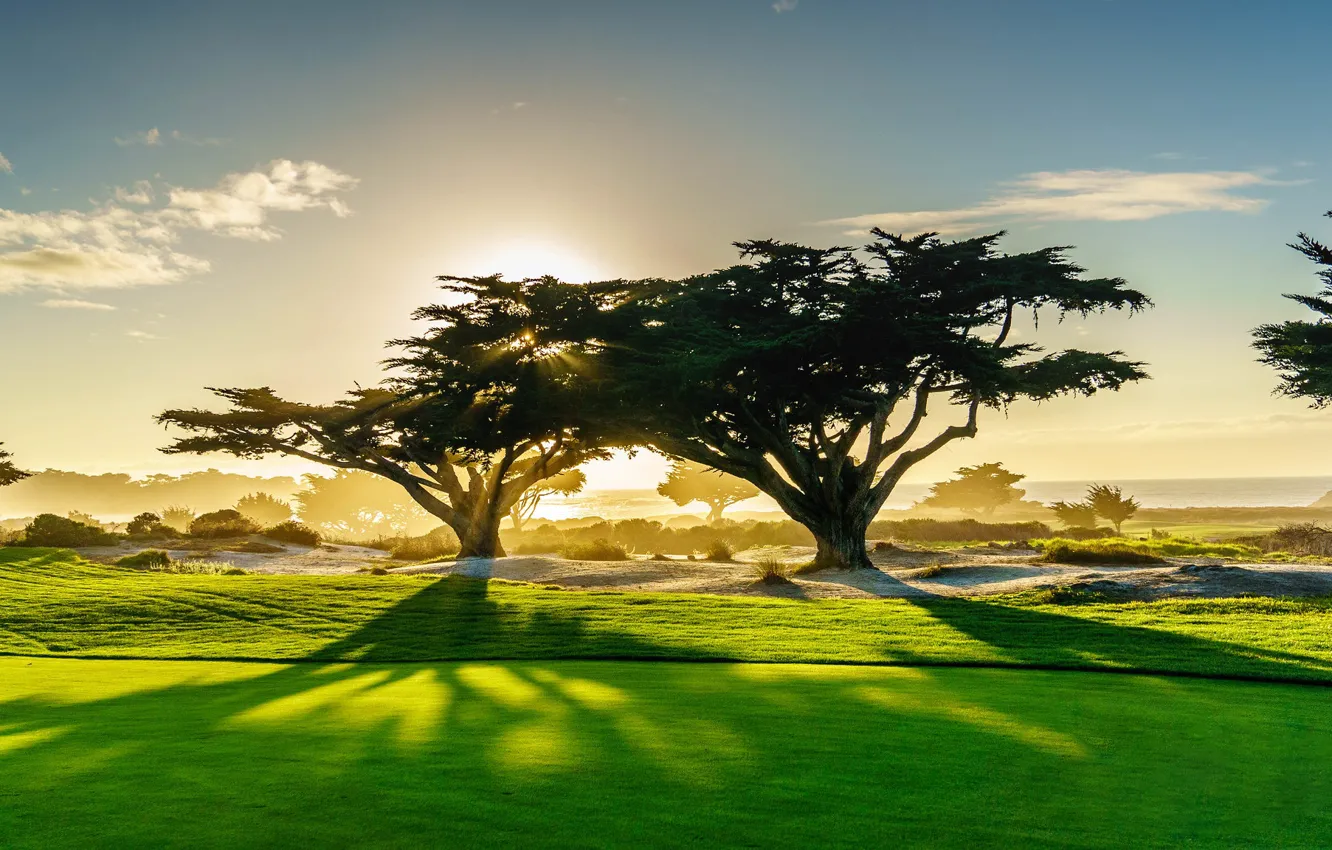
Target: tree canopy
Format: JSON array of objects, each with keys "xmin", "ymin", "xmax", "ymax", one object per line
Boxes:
[
  {"xmin": 1050, "ymin": 500, "xmax": 1098, "ymax": 530},
  {"xmin": 1254, "ymin": 210, "xmax": 1332, "ymax": 403},
  {"xmin": 294, "ymin": 471, "xmax": 437, "ymax": 540},
  {"xmin": 918, "ymin": 462, "xmax": 1026, "ymax": 516},
  {"xmin": 1086, "ymin": 484, "xmax": 1139, "ymax": 534},
  {"xmin": 589, "ymin": 230, "xmax": 1150, "ymax": 568},
  {"xmin": 509, "ymin": 468, "xmax": 585, "ymax": 532},
  {"xmin": 157, "ymin": 275, "xmax": 615, "ymax": 557},
  {"xmin": 0, "ymin": 443, "xmax": 28, "ymax": 488},
  {"xmin": 656, "ymin": 459, "xmax": 761, "ymax": 523},
  {"xmin": 235, "ymin": 492, "xmax": 294, "ymax": 527}
]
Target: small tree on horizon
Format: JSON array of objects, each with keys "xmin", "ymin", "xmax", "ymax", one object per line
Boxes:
[
  {"xmin": 656, "ymin": 459, "xmax": 761, "ymax": 523},
  {"xmin": 1086, "ymin": 484, "xmax": 1139, "ymax": 534},
  {"xmin": 235, "ymin": 492, "xmax": 294, "ymax": 527},
  {"xmin": 1050, "ymin": 500, "xmax": 1098, "ymax": 530},
  {"xmin": 0, "ymin": 443, "xmax": 29, "ymax": 487},
  {"xmin": 918, "ymin": 462, "xmax": 1026, "ymax": 516}
]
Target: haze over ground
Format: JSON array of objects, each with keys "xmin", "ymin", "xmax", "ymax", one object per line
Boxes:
[{"xmin": 3, "ymin": 0, "xmax": 1332, "ymax": 487}]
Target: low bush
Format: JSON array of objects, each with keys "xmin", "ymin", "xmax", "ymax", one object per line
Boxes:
[
  {"xmin": 1246, "ymin": 523, "xmax": 1332, "ymax": 557},
  {"xmin": 225, "ymin": 541, "xmax": 285, "ymax": 554},
  {"xmin": 502, "ymin": 518, "xmax": 815, "ymax": 557},
  {"xmin": 115, "ymin": 549, "xmax": 173, "ymax": 569},
  {"xmin": 189, "ymin": 509, "xmax": 260, "ymax": 539},
  {"xmin": 10, "ymin": 514, "xmax": 120, "ymax": 548},
  {"xmin": 867, "ymin": 518, "xmax": 1053, "ymax": 543},
  {"xmin": 1040, "ymin": 541, "xmax": 1166, "ymax": 565},
  {"xmin": 704, "ymin": 540, "xmax": 734, "ymax": 561},
  {"xmin": 560, "ymin": 538, "xmax": 630, "ymax": 561},
  {"xmin": 751, "ymin": 556, "xmax": 790, "ymax": 583},
  {"xmin": 389, "ymin": 527, "xmax": 460, "ymax": 561},
  {"xmin": 263, "ymin": 521, "xmax": 321, "ymax": 547},
  {"xmin": 913, "ymin": 564, "xmax": 947, "ymax": 578}
]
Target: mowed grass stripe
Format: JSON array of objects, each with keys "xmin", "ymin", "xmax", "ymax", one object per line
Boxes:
[{"xmin": 4, "ymin": 549, "xmax": 1332, "ymax": 682}]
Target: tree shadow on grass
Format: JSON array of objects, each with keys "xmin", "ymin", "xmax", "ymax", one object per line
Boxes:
[{"xmin": 901, "ymin": 597, "xmax": 1332, "ymax": 684}]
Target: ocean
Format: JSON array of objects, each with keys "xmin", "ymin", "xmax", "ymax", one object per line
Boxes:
[{"xmin": 535, "ymin": 476, "xmax": 1332, "ymax": 521}]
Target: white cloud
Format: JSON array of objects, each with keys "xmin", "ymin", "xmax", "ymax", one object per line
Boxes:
[
  {"xmin": 0, "ymin": 153, "xmax": 11, "ymax": 173},
  {"xmin": 126, "ymin": 329, "xmax": 162, "ymax": 340},
  {"xmin": 0, "ymin": 159, "xmax": 358, "ymax": 293},
  {"xmin": 823, "ymin": 169, "xmax": 1279, "ymax": 235},
  {"xmin": 773, "ymin": 0, "xmax": 798, "ymax": 11},
  {"xmin": 19, "ymin": 187, "xmax": 31, "ymax": 196},
  {"xmin": 115, "ymin": 128, "xmax": 162, "ymax": 147},
  {"xmin": 40, "ymin": 298, "xmax": 116, "ymax": 311}
]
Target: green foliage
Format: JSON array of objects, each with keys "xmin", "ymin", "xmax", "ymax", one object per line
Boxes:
[
  {"xmin": 507, "ymin": 517, "xmax": 815, "ymax": 556},
  {"xmin": 126, "ymin": 512, "xmax": 161, "ymax": 535},
  {"xmin": 868, "ymin": 518, "xmax": 1051, "ymax": 543},
  {"xmin": 11, "ymin": 513, "xmax": 119, "ymax": 547},
  {"xmin": 262, "ymin": 521, "xmax": 321, "ymax": 547},
  {"xmin": 235, "ymin": 492, "xmax": 293, "ymax": 527},
  {"xmin": 160, "ymin": 505, "xmax": 195, "ymax": 532},
  {"xmin": 189, "ymin": 509, "xmax": 261, "ymax": 539},
  {"xmin": 751, "ymin": 556, "xmax": 791, "ymax": 583},
  {"xmin": 1050, "ymin": 499, "xmax": 1099, "ymax": 530},
  {"xmin": 1040, "ymin": 542, "xmax": 1166, "ymax": 565},
  {"xmin": 704, "ymin": 539, "xmax": 735, "ymax": 561},
  {"xmin": 1086, "ymin": 484, "xmax": 1140, "ymax": 533},
  {"xmin": 1034, "ymin": 535, "xmax": 1262, "ymax": 563},
  {"xmin": 1254, "ymin": 209, "xmax": 1332, "ymax": 403},
  {"xmin": 919, "ymin": 462, "xmax": 1026, "ymax": 516},
  {"xmin": 0, "ymin": 442, "xmax": 30, "ymax": 487},
  {"xmin": 388, "ymin": 527, "xmax": 460, "ymax": 561},
  {"xmin": 656, "ymin": 459, "xmax": 760, "ymax": 522},
  {"xmin": 116, "ymin": 549, "xmax": 174, "ymax": 569},
  {"xmin": 559, "ymin": 538, "xmax": 630, "ymax": 561}
]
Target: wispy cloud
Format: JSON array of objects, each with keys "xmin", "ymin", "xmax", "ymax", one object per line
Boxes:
[
  {"xmin": 0, "ymin": 153, "xmax": 11, "ymax": 174},
  {"xmin": 115, "ymin": 128, "xmax": 162, "ymax": 147},
  {"xmin": 40, "ymin": 298, "xmax": 116, "ymax": 311},
  {"xmin": 0, "ymin": 159, "xmax": 358, "ymax": 293},
  {"xmin": 773, "ymin": 0, "xmax": 798, "ymax": 11},
  {"xmin": 126, "ymin": 329, "xmax": 162, "ymax": 340},
  {"xmin": 823, "ymin": 169, "xmax": 1280, "ymax": 235},
  {"xmin": 19, "ymin": 187, "xmax": 31, "ymax": 196}
]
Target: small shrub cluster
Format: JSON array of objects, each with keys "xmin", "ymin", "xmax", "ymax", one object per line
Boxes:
[
  {"xmin": 8, "ymin": 513, "xmax": 120, "ymax": 547},
  {"xmin": 867, "ymin": 518, "xmax": 1053, "ymax": 543},
  {"xmin": 560, "ymin": 538, "xmax": 630, "ymax": 561},
  {"xmin": 388, "ymin": 527, "xmax": 460, "ymax": 561},
  {"xmin": 751, "ymin": 556, "xmax": 791, "ymax": 583},
  {"xmin": 125, "ymin": 512, "xmax": 183, "ymax": 541},
  {"xmin": 505, "ymin": 518, "xmax": 814, "ymax": 557},
  {"xmin": 189, "ymin": 509, "xmax": 261, "ymax": 539},
  {"xmin": 1244, "ymin": 523, "xmax": 1332, "ymax": 557},
  {"xmin": 1039, "ymin": 541, "xmax": 1167, "ymax": 565},
  {"xmin": 114, "ymin": 549, "xmax": 247, "ymax": 574},
  {"xmin": 704, "ymin": 540, "xmax": 734, "ymax": 561},
  {"xmin": 262, "ymin": 521, "xmax": 321, "ymax": 546},
  {"xmin": 116, "ymin": 549, "xmax": 173, "ymax": 569}
]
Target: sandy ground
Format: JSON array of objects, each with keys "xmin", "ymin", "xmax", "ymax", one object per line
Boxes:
[{"xmin": 75, "ymin": 540, "xmax": 1332, "ymax": 600}]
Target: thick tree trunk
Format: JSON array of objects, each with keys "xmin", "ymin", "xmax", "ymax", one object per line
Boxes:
[
  {"xmin": 456, "ymin": 513, "xmax": 507, "ymax": 558},
  {"xmin": 706, "ymin": 502, "xmax": 724, "ymax": 524},
  {"xmin": 809, "ymin": 516, "xmax": 873, "ymax": 571}
]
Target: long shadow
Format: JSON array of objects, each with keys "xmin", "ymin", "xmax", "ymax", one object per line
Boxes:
[{"xmin": 903, "ymin": 596, "xmax": 1332, "ymax": 685}]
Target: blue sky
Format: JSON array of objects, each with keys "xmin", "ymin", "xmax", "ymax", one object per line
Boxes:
[{"xmin": 3, "ymin": 0, "xmax": 1332, "ymax": 484}]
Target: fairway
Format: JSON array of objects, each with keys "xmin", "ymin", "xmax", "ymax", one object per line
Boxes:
[
  {"xmin": 2, "ymin": 657, "xmax": 1331, "ymax": 848},
  {"xmin": 5, "ymin": 549, "xmax": 1332, "ymax": 846}
]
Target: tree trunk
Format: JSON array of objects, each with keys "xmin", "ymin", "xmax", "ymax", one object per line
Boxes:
[
  {"xmin": 456, "ymin": 513, "xmax": 507, "ymax": 558},
  {"xmin": 706, "ymin": 501, "xmax": 724, "ymax": 524},
  {"xmin": 810, "ymin": 516, "xmax": 873, "ymax": 571},
  {"xmin": 509, "ymin": 506, "xmax": 525, "ymax": 533}
]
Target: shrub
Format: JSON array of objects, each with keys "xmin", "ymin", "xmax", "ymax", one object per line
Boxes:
[
  {"xmin": 751, "ymin": 556, "xmax": 791, "ymax": 584},
  {"xmin": 704, "ymin": 539, "xmax": 734, "ymax": 561},
  {"xmin": 649, "ymin": 552, "xmax": 670, "ymax": 561},
  {"xmin": 225, "ymin": 540, "xmax": 285, "ymax": 554},
  {"xmin": 189, "ymin": 509, "xmax": 261, "ymax": 539},
  {"xmin": 1040, "ymin": 542, "xmax": 1166, "ymax": 565},
  {"xmin": 560, "ymin": 538, "xmax": 630, "ymax": 561},
  {"xmin": 116, "ymin": 549, "xmax": 173, "ymax": 569},
  {"xmin": 914, "ymin": 564, "xmax": 946, "ymax": 578},
  {"xmin": 12, "ymin": 513, "xmax": 120, "ymax": 547},
  {"xmin": 389, "ymin": 527, "xmax": 460, "ymax": 561},
  {"xmin": 263, "ymin": 521, "xmax": 321, "ymax": 546},
  {"xmin": 127, "ymin": 512, "xmax": 161, "ymax": 535},
  {"xmin": 866, "ymin": 518, "xmax": 1052, "ymax": 543},
  {"xmin": 874, "ymin": 541, "xmax": 897, "ymax": 552},
  {"xmin": 160, "ymin": 506, "xmax": 195, "ymax": 533},
  {"xmin": 235, "ymin": 492, "xmax": 294, "ymax": 527}
]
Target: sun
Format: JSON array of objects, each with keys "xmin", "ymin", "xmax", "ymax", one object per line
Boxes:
[{"xmin": 473, "ymin": 241, "xmax": 602, "ymax": 283}]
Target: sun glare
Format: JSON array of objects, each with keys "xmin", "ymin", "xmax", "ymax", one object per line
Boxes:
[{"xmin": 474, "ymin": 241, "xmax": 602, "ymax": 283}]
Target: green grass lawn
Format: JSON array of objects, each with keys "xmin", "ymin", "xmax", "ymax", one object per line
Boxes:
[{"xmin": 4, "ymin": 548, "xmax": 1332, "ymax": 846}]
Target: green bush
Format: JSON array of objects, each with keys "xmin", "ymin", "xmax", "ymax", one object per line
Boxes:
[
  {"xmin": 116, "ymin": 549, "xmax": 174, "ymax": 569},
  {"xmin": 1040, "ymin": 542, "xmax": 1166, "ymax": 565},
  {"xmin": 389, "ymin": 527, "xmax": 460, "ymax": 561},
  {"xmin": 751, "ymin": 556, "xmax": 790, "ymax": 583},
  {"xmin": 263, "ymin": 521, "xmax": 321, "ymax": 547},
  {"xmin": 189, "ymin": 509, "xmax": 261, "ymax": 539},
  {"xmin": 867, "ymin": 518, "xmax": 1053, "ymax": 543},
  {"xmin": 11, "ymin": 514, "xmax": 120, "ymax": 547},
  {"xmin": 704, "ymin": 539, "xmax": 734, "ymax": 561},
  {"xmin": 560, "ymin": 538, "xmax": 630, "ymax": 561}
]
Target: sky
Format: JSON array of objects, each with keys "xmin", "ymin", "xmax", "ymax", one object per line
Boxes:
[{"xmin": 3, "ymin": 0, "xmax": 1332, "ymax": 489}]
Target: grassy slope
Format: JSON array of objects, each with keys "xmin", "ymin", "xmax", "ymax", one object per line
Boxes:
[
  {"xmin": 4, "ymin": 548, "xmax": 1332, "ymax": 682},
  {"xmin": 5, "ymin": 548, "xmax": 1332, "ymax": 846},
  {"xmin": 3, "ymin": 657, "xmax": 1331, "ymax": 848}
]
